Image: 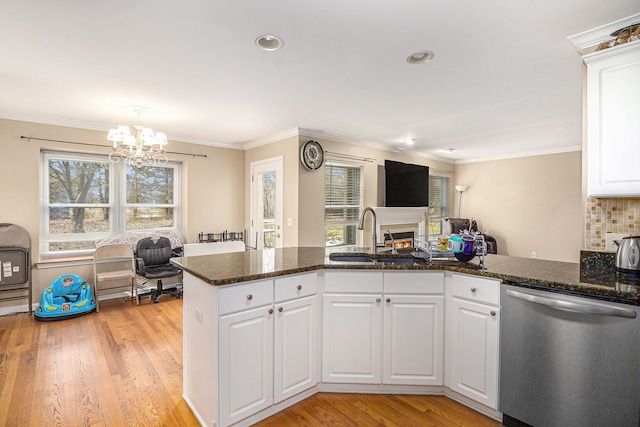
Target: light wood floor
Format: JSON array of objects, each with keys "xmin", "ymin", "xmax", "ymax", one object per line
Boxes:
[{"xmin": 0, "ymin": 296, "xmax": 503, "ymax": 427}]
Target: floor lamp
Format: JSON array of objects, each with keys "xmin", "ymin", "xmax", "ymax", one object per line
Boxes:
[{"xmin": 455, "ymin": 185, "xmax": 468, "ymax": 218}]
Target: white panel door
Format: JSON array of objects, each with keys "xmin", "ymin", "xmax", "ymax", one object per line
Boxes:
[
  {"xmin": 449, "ymin": 297, "xmax": 500, "ymax": 409},
  {"xmin": 250, "ymin": 156, "xmax": 284, "ymax": 248},
  {"xmin": 322, "ymin": 294, "xmax": 382, "ymax": 384},
  {"xmin": 219, "ymin": 305, "xmax": 274, "ymax": 426},
  {"xmin": 274, "ymin": 294, "xmax": 318, "ymax": 403},
  {"xmin": 383, "ymin": 294, "xmax": 444, "ymax": 385}
]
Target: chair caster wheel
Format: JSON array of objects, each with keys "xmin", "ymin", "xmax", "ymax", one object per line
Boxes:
[
  {"xmin": 153, "ymin": 298, "xmax": 159, "ymax": 303},
  {"xmin": 176, "ymin": 292, "xmax": 182, "ymax": 299}
]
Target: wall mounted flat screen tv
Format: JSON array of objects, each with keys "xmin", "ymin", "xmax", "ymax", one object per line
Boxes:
[{"xmin": 384, "ymin": 160, "xmax": 429, "ymax": 207}]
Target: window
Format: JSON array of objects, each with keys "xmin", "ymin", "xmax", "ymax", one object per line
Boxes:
[
  {"xmin": 325, "ymin": 162, "xmax": 363, "ymax": 247},
  {"xmin": 428, "ymin": 175, "xmax": 450, "ymax": 235},
  {"xmin": 41, "ymin": 151, "xmax": 180, "ymax": 258}
]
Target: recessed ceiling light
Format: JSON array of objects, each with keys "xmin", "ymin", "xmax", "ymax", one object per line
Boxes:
[
  {"xmin": 403, "ymin": 138, "xmax": 416, "ymax": 145},
  {"xmin": 255, "ymin": 34, "xmax": 284, "ymax": 51},
  {"xmin": 406, "ymin": 51, "xmax": 434, "ymax": 64}
]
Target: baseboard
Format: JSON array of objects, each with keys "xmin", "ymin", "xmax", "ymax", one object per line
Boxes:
[{"xmin": 444, "ymin": 387, "xmax": 502, "ymax": 421}]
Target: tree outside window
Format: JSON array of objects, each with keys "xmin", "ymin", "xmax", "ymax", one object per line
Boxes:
[{"xmin": 41, "ymin": 152, "xmax": 180, "ymax": 257}]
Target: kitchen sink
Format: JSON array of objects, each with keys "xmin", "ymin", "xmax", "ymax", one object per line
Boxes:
[
  {"xmin": 329, "ymin": 252, "xmax": 424, "ymax": 264},
  {"xmin": 328, "ymin": 253, "xmax": 375, "ymax": 263},
  {"xmin": 375, "ymin": 256, "xmax": 423, "ymax": 264}
]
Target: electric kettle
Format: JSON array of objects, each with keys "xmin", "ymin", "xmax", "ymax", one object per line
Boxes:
[{"xmin": 615, "ymin": 236, "xmax": 640, "ymax": 272}]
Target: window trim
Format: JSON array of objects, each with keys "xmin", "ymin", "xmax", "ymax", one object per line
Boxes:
[{"xmin": 40, "ymin": 151, "xmax": 181, "ymax": 259}]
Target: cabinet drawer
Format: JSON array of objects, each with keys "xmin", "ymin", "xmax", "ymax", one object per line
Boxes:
[
  {"xmin": 384, "ymin": 271, "xmax": 444, "ymax": 294},
  {"xmin": 323, "ymin": 270, "xmax": 383, "ymax": 293},
  {"xmin": 219, "ymin": 279, "xmax": 273, "ymax": 315},
  {"xmin": 452, "ymin": 274, "xmax": 500, "ymax": 305},
  {"xmin": 275, "ymin": 273, "xmax": 317, "ymax": 302}
]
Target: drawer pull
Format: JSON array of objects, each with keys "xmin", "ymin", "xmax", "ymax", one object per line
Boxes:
[
  {"xmin": 386, "ymin": 298, "xmax": 391, "ymax": 303},
  {"xmin": 470, "ymin": 287, "xmax": 477, "ymax": 293},
  {"xmin": 490, "ymin": 311, "xmax": 496, "ymax": 317},
  {"xmin": 376, "ymin": 298, "xmax": 381, "ymax": 303},
  {"xmin": 247, "ymin": 294, "xmax": 253, "ymax": 300},
  {"xmin": 268, "ymin": 308, "xmax": 274, "ymax": 314},
  {"xmin": 297, "ymin": 285, "xmax": 302, "ymax": 291},
  {"xmin": 278, "ymin": 307, "xmax": 284, "ymax": 313}
]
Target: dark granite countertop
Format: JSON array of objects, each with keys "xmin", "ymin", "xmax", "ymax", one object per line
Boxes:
[{"xmin": 171, "ymin": 247, "xmax": 640, "ymax": 305}]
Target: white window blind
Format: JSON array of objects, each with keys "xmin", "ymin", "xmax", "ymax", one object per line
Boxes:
[
  {"xmin": 428, "ymin": 175, "xmax": 450, "ymax": 234},
  {"xmin": 325, "ymin": 162, "xmax": 363, "ymax": 246}
]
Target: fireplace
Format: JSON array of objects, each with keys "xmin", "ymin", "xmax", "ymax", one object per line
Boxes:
[{"xmin": 384, "ymin": 231, "xmax": 415, "ymax": 249}]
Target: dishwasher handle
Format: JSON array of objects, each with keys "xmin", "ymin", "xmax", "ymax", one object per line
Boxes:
[{"xmin": 506, "ymin": 288, "xmax": 637, "ymax": 319}]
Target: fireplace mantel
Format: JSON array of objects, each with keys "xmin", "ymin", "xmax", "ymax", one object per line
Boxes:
[{"xmin": 372, "ymin": 207, "xmax": 428, "ymax": 243}]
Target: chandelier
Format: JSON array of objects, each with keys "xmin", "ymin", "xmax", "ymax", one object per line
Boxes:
[{"xmin": 107, "ymin": 107, "xmax": 168, "ymax": 167}]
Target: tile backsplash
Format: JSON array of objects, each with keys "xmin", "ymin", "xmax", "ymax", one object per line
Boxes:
[{"xmin": 585, "ymin": 198, "xmax": 640, "ymax": 250}]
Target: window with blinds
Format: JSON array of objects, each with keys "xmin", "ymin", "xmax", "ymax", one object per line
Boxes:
[
  {"xmin": 428, "ymin": 175, "xmax": 450, "ymax": 235},
  {"xmin": 325, "ymin": 162, "xmax": 363, "ymax": 246}
]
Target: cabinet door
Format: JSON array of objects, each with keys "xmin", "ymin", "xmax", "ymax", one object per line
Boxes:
[
  {"xmin": 586, "ymin": 44, "xmax": 640, "ymax": 197},
  {"xmin": 449, "ymin": 297, "xmax": 500, "ymax": 409},
  {"xmin": 219, "ymin": 305, "xmax": 274, "ymax": 426},
  {"xmin": 274, "ymin": 294, "xmax": 318, "ymax": 403},
  {"xmin": 383, "ymin": 295, "xmax": 444, "ymax": 385},
  {"xmin": 322, "ymin": 294, "xmax": 382, "ymax": 384}
]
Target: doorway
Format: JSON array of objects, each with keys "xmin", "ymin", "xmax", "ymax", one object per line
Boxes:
[{"xmin": 250, "ymin": 157, "xmax": 284, "ymax": 249}]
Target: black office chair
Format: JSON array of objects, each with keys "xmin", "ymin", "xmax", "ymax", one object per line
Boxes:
[{"xmin": 135, "ymin": 236, "xmax": 182, "ymax": 303}]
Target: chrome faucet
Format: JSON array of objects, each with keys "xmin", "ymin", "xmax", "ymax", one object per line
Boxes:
[
  {"xmin": 384, "ymin": 230, "xmax": 398, "ymax": 255},
  {"xmin": 357, "ymin": 207, "xmax": 378, "ymax": 254}
]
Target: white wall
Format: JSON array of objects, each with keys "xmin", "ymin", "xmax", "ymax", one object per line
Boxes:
[{"xmin": 454, "ymin": 151, "xmax": 583, "ymax": 262}]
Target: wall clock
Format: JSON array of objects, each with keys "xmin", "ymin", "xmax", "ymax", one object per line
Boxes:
[{"xmin": 300, "ymin": 140, "xmax": 324, "ymax": 170}]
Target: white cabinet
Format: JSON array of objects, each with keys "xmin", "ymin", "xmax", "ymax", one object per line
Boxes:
[
  {"xmin": 585, "ymin": 42, "xmax": 640, "ymax": 197},
  {"xmin": 446, "ymin": 274, "xmax": 500, "ymax": 410},
  {"xmin": 383, "ymin": 272, "xmax": 444, "ymax": 386},
  {"xmin": 322, "ymin": 270, "xmax": 444, "ymax": 386},
  {"xmin": 273, "ymin": 274, "xmax": 319, "ymax": 404},
  {"xmin": 217, "ymin": 272, "xmax": 319, "ymax": 426},
  {"xmin": 219, "ymin": 304, "xmax": 274, "ymax": 427},
  {"xmin": 322, "ymin": 271, "xmax": 383, "ymax": 384}
]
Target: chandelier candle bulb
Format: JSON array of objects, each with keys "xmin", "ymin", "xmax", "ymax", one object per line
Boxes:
[{"xmin": 107, "ymin": 106, "xmax": 168, "ymax": 167}]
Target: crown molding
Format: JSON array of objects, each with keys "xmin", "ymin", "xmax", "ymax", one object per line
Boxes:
[
  {"xmin": 568, "ymin": 13, "xmax": 640, "ymax": 55},
  {"xmin": 298, "ymin": 128, "xmax": 456, "ymax": 164},
  {"xmin": 0, "ymin": 113, "xmax": 239, "ymax": 150},
  {"xmin": 454, "ymin": 144, "xmax": 582, "ymax": 165},
  {"xmin": 242, "ymin": 127, "xmax": 300, "ymax": 150}
]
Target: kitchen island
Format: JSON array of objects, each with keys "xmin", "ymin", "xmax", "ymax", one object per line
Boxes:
[{"xmin": 171, "ymin": 248, "xmax": 639, "ymax": 427}]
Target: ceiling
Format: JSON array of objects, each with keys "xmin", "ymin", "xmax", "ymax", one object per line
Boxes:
[{"xmin": 0, "ymin": 1, "xmax": 637, "ymax": 162}]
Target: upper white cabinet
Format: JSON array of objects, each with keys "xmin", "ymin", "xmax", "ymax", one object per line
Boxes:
[{"xmin": 585, "ymin": 42, "xmax": 640, "ymax": 197}]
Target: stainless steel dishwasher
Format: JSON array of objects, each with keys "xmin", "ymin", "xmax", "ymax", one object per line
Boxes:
[{"xmin": 500, "ymin": 282, "xmax": 640, "ymax": 427}]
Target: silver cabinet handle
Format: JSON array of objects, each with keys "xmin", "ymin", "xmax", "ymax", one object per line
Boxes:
[
  {"xmin": 470, "ymin": 287, "xmax": 477, "ymax": 293},
  {"xmin": 297, "ymin": 285, "xmax": 302, "ymax": 291},
  {"xmin": 376, "ymin": 298, "xmax": 381, "ymax": 303},
  {"xmin": 506, "ymin": 289, "xmax": 637, "ymax": 319},
  {"xmin": 247, "ymin": 294, "xmax": 253, "ymax": 300},
  {"xmin": 490, "ymin": 311, "xmax": 496, "ymax": 317}
]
